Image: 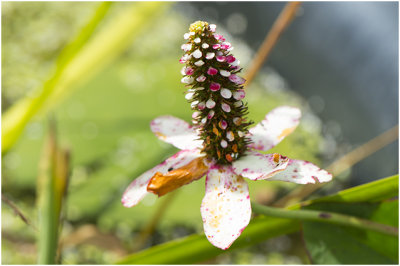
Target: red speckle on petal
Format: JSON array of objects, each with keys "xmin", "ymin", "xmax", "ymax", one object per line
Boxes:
[{"xmin": 312, "ymin": 176, "xmax": 320, "ymax": 182}]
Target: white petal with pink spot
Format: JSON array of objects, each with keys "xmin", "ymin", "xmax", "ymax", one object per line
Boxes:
[
  {"xmin": 150, "ymin": 115, "xmax": 202, "ymax": 150},
  {"xmin": 122, "ymin": 149, "xmax": 202, "ymax": 207},
  {"xmin": 249, "ymin": 106, "xmax": 301, "ymax": 151},
  {"xmin": 201, "ymin": 166, "xmax": 251, "ymax": 250},
  {"xmin": 232, "ymin": 152, "xmax": 289, "ymax": 180},
  {"xmin": 195, "ymin": 60, "xmax": 205, "ymax": 66},
  {"xmin": 268, "ymin": 159, "xmax": 332, "ymax": 184}
]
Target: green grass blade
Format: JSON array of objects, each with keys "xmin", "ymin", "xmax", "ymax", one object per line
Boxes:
[
  {"xmin": 117, "ymin": 175, "xmax": 398, "ymax": 264},
  {"xmin": 37, "ymin": 120, "xmax": 70, "ymax": 264},
  {"xmin": 2, "ymin": 2, "xmax": 111, "ymax": 154},
  {"xmin": 56, "ymin": 2, "xmax": 113, "ymax": 69},
  {"xmin": 297, "ymin": 174, "xmax": 399, "ymax": 207},
  {"xmin": 2, "ymin": 2, "xmax": 170, "ymax": 154},
  {"xmin": 117, "ymin": 217, "xmax": 299, "ymax": 264}
]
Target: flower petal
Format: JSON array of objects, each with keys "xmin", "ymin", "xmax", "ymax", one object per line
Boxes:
[
  {"xmin": 150, "ymin": 115, "xmax": 203, "ymax": 150},
  {"xmin": 201, "ymin": 165, "xmax": 251, "ymax": 250},
  {"xmin": 147, "ymin": 157, "xmax": 208, "ymax": 197},
  {"xmin": 232, "ymin": 152, "xmax": 289, "ymax": 180},
  {"xmin": 248, "ymin": 106, "xmax": 301, "ymax": 151},
  {"xmin": 122, "ymin": 149, "xmax": 202, "ymax": 207},
  {"xmin": 268, "ymin": 159, "xmax": 332, "ymax": 184}
]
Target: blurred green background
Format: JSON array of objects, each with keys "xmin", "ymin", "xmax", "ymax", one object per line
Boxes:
[{"xmin": 1, "ymin": 2, "xmax": 371, "ymax": 264}]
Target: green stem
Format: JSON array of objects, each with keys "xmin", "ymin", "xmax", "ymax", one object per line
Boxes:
[{"xmin": 251, "ymin": 202, "xmax": 398, "ymax": 236}]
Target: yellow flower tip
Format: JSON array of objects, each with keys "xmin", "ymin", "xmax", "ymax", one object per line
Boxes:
[{"xmin": 189, "ymin": 21, "xmax": 209, "ymax": 33}]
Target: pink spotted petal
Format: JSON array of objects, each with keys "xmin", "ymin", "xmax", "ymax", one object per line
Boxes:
[
  {"xmin": 232, "ymin": 152, "xmax": 289, "ymax": 180},
  {"xmin": 212, "ymin": 44, "xmax": 221, "ymax": 49},
  {"xmin": 210, "ymin": 82, "xmax": 221, "ymax": 91},
  {"xmin": 201, "ymin": 165, "xmax": 251, "ymax": 250},
  {"xmin": 214, "ymin": 34, "xmax": 225, "ymax": 41},
  {"xmin": 150, "ymin": 115, "xmax": 202, "ymax": 150},
  {"xmin": 185, "ymin": 67, "xmax": 194, "ymax": 75},
  {"xmin": 216, "ymin": 55, "xmax": 226, "ymax": 62},
  {"xmin": 229, "ymin": 74, "xmax": 245, "ymax": 85},
  {"xmin": 226, "ymin": 55, "xmax": 235, "ymax": 63},
  {"xmin": 179, "ymin": 56, "xmax": 187, "ymax": 64},
  {"xmin": 220, "ymin": 42, "xmax": 231, "ymax": 50},
  {"xmin": 268, "ymin": 159, "xmax": 332, "ymax": 184},
  {"xmin": 248, "ymin": 106, "xmax": 301, "ymax": 151},
  {"xmin": 122, "ymin": 149, "xmax": 203, "ymax": 207},
  {"xmin": 207, "ymin": 67, "xmax": 218, "ymax": 75}
]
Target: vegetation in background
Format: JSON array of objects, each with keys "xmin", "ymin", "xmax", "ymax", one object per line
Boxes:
[{"xmin": 2, "ymin": 2, "xmax": 398, "ymax": 264}]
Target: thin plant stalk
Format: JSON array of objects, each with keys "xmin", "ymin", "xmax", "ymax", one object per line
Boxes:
[
  {"xmin": 2, "ymin": 195, "xmax": 37, "ymax": 231},
  {"xmin": 251, "ymin": 202, "xmax": 398, "ymax": 236},
  {"xmin": 273, "ymin": 124, "xmax": 399, "ymax": 207},
  {"xmin": 37, "ymin": 119, "xmax": 70, "ymax": 264},
  {"xmin": 244, "ymin": 2, "xmax": 301, "ymax": 87},
  {"xmin": 132, "ymin": 192, "xmax": 178, "ymax": 252}
]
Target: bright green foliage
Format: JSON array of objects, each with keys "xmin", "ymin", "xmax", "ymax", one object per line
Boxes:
[
  {"xmin": 116, "ymin": 175, "xmax": 398, "ymax": 264},
  {"xmin": 1, "ymin": 2, "xmax": 169, "ymax": 153},
  {"xmin": 117, "ymin": 217, "xmax": 299, "ymax": 264},
  {"xmin": 3, "ymin": 2, "xmax": 397, "ymax": 264},
  {"xmin": 303, "ymin": 200, "xmax": 398, "ymax": 264}
]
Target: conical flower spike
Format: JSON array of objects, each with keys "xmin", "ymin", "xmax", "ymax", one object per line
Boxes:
[{"xmin": 180, "ymin": 21, "xmax": 252, "ymax": 164}]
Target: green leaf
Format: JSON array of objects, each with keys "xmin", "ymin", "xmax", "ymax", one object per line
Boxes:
[
  {"xmin": 366, "ymin": 200, "xmax": 399, "ymax": 260},
  {"xmin": 310, "ymin": 174, "xmax": 399, "ymax": 203},
  {"xmin": 117, "ymin": 217, "xmax": 299, "ymax": 264},
  {"xmin": 116, "ymin": 175, "xmax": 398, "ymax": 264},
  {"xmin": 303, "ymin": 201, "xmax": 398, "ymax": 264}
]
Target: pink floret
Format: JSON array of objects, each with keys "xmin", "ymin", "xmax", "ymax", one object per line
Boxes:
[
  {"xmin": 210, "ymin": 82, "xmax": 221, "ymax": 91},
  {"xmin": 226, "ymin": 55, "xmax": 236, "ymax": 63},
  {"xmin": 185, "ymin": 67, "xmax": 194, "ymax": 75},
  {"xmin": 229, "ymin": 74, "xmax": 245, "ymax": 85},
  {"xmin": 207, "ymin": 67, "xmax": 218, "ymax": 76}
]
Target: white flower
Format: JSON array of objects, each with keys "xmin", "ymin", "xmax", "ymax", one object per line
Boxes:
[{"xmin": 122, "ymin": 106, "xmax": 332, "ymax": 250}]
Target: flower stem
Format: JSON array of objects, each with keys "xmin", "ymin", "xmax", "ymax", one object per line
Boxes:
[
  {"xmin": 251, "ymin": 202, "xmax": 398, "ymax": 236},
  {"xmin": 132, "ymin": 191, "xmax": 178, "ymax": 252}
]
